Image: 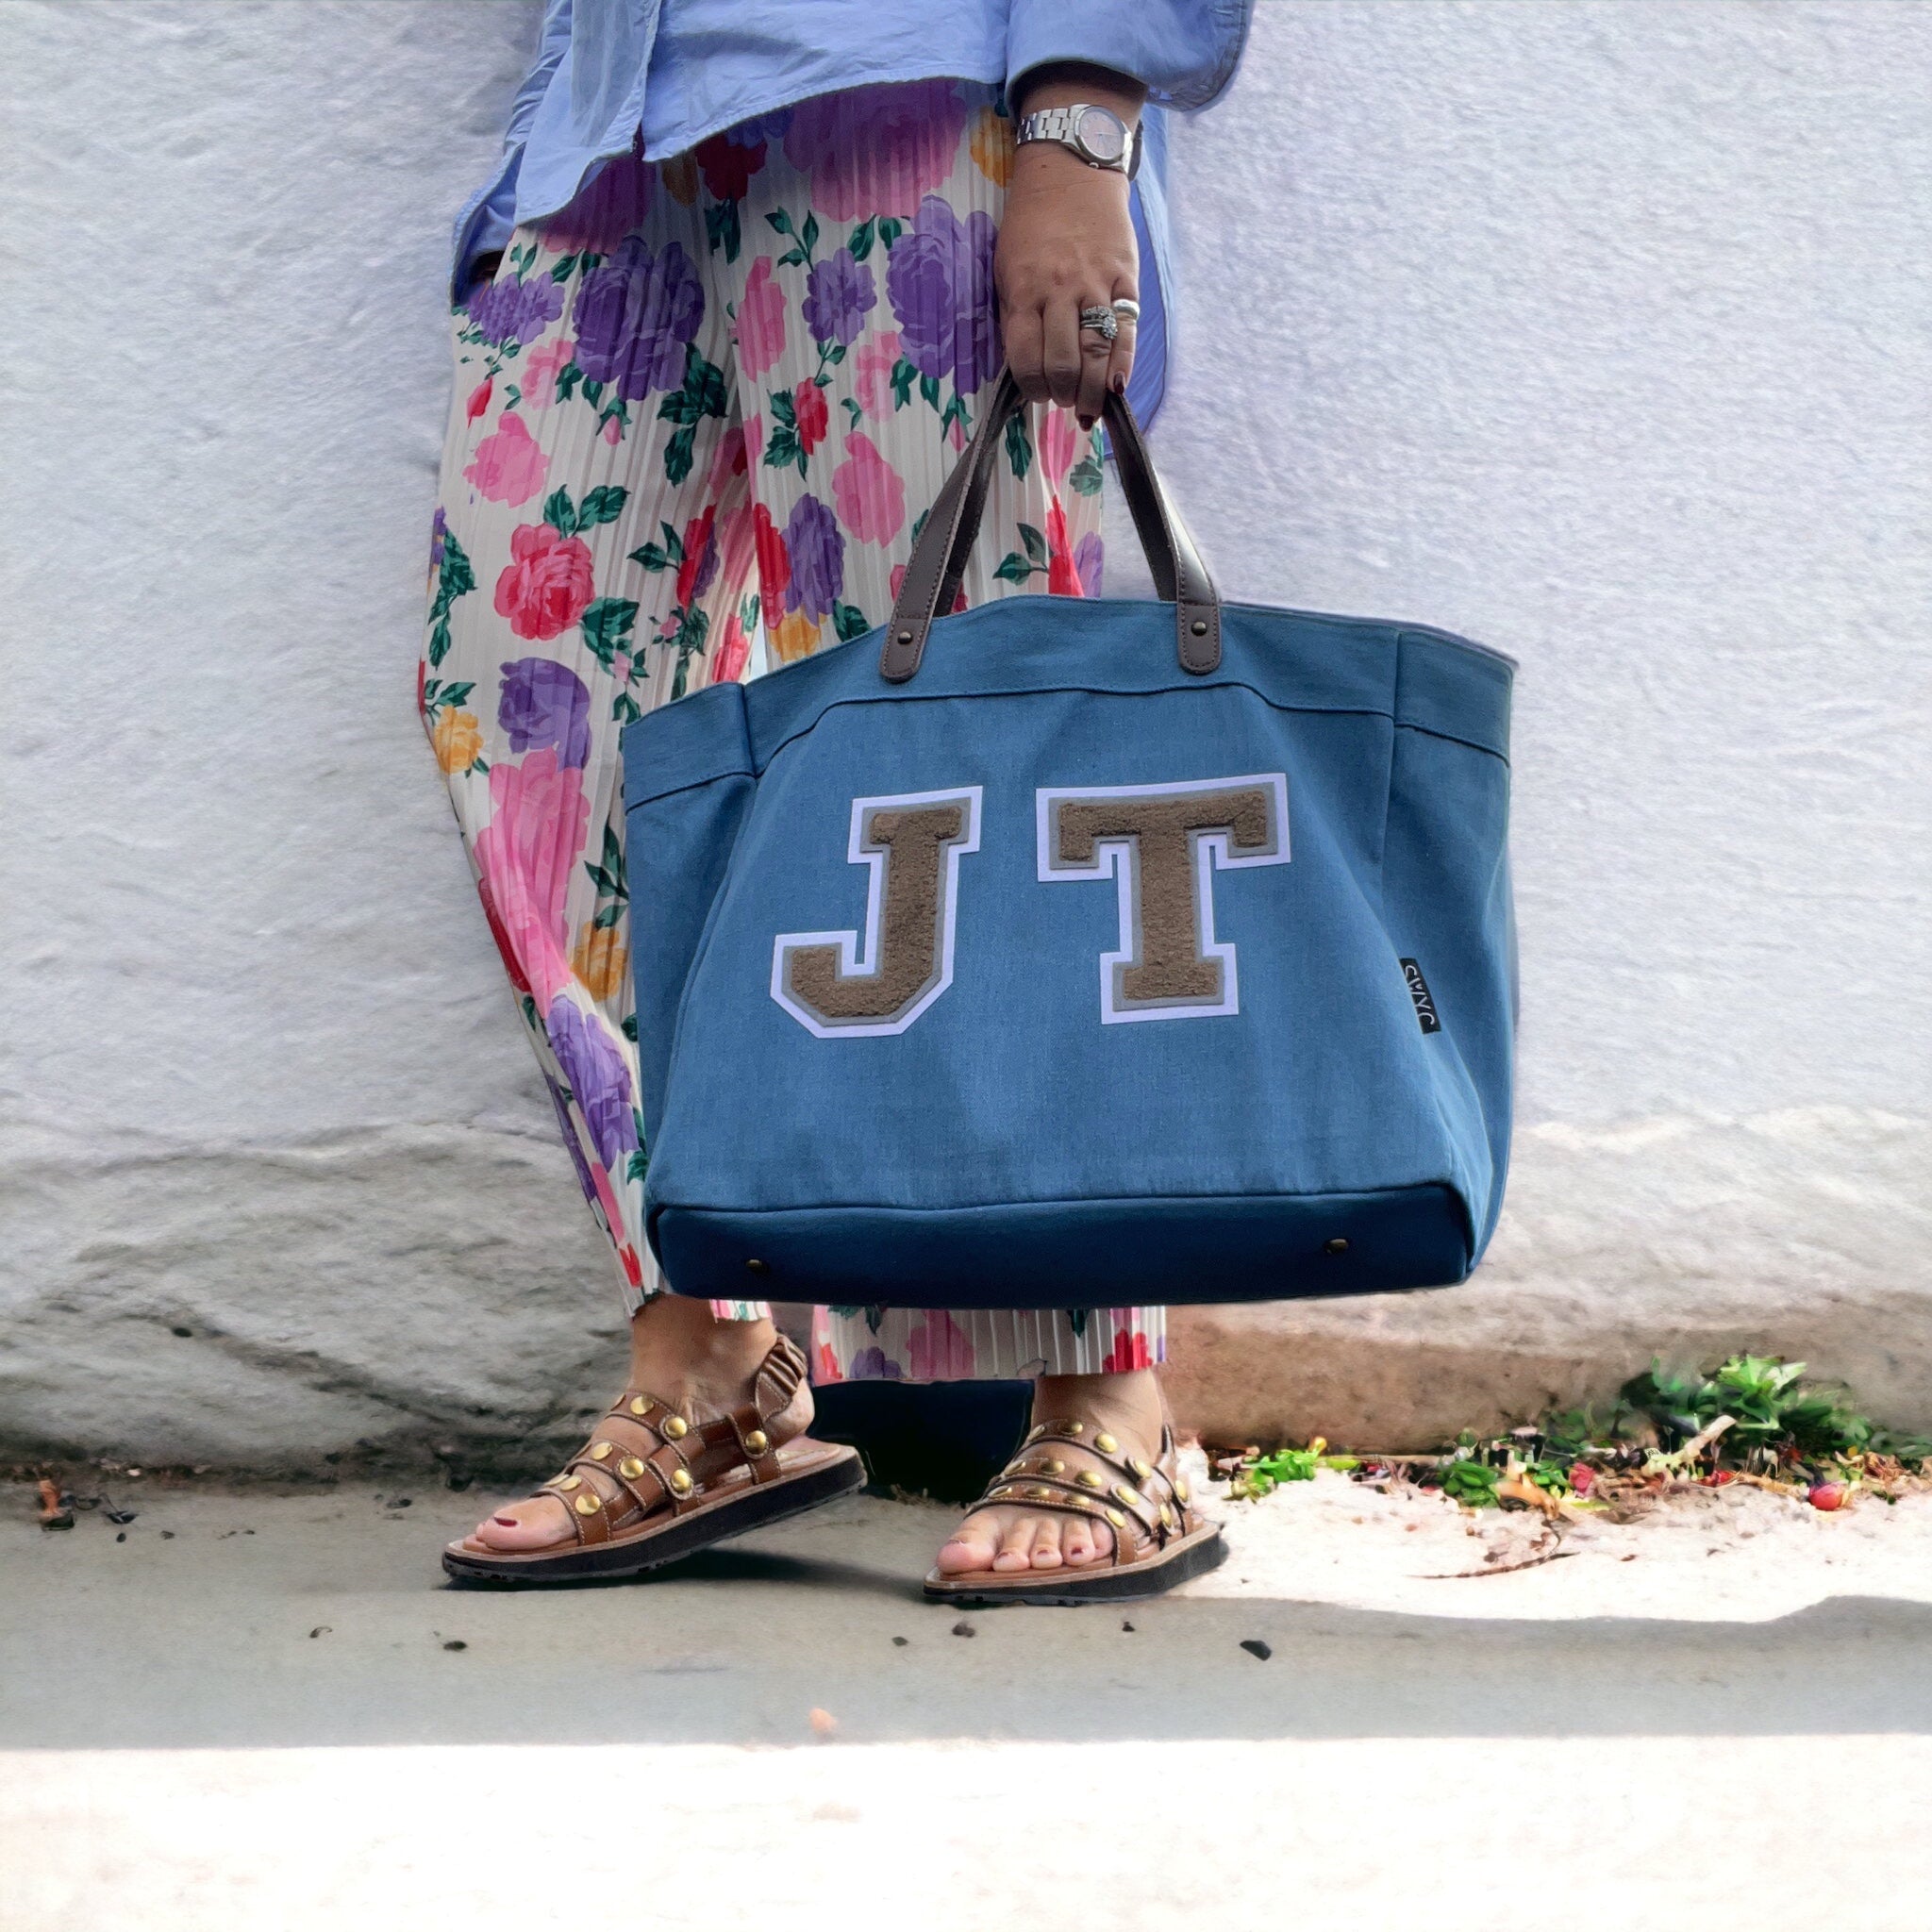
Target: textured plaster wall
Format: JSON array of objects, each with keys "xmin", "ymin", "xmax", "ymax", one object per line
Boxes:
[{"xmin": 2, "ymin": 2, "xmax": 1927, "ymax": 1465}]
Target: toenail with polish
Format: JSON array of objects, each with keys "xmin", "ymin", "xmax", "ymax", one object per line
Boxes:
[{"xmin": 492, "ymin": 1516, "xmax": 518, "ymax": 1526}]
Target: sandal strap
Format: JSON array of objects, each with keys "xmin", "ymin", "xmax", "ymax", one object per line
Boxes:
[
  {"xmin": 594, "ymin": 1448, "xmax": 675, "ymax": 1524},
  {"xmin": 997, "ymin": 1469, "xmax": 1165, "ymax": 1548},
  {"xmin": 988, "ymin": 1422, "xmax": 1202, "ymax": 1552},
  {"xmin": 755, "ymin": 1334, "xmax": 808, "ymax": 1413},
  {"xmin": 540, "ymin": 1332, "xmax": 810, "ymax": 1542},
  {"xmin": 979, "ymin": 1479, "xmax": 1143, "ymax": 1566},
  {"xmin": 724, "ymin": 1403, "xmax": 783, "ymax": 1482},
  {"xmin": 1150, "ymin": 1425, "xmax": 1203, "ymax": 1537},
  {"xmin": 1015, "ymin": 1421, "xmax": 1153, "ymax": 1486},
  {"xmin": 545, "ymin": 1474, "xmax": 615, "ymax": 1546}
]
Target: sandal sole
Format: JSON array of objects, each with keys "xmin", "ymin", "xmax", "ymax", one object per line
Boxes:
[
  {"xmin": 922, "ymin": 1524, "xmax": 1228, "ymax": 1608},
  {"xmin": 441, "ymin": 1448, "xmax": 867, "ymax": 1588}
]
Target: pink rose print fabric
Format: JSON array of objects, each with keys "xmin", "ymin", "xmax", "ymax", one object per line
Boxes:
[
  {"xmin": 464, "ymin": 412, "xmax": 550, "ymax": 505},
  {"xmin": 424, "ymin": 82, "xmax": 1158, "ymax": 1380},
  {"xmin": 472, "ymin": 746, "xmax": 587, "ymax": 1010},
  {"xmin": 735, "ymin": 256, "xmax": 788, "ymax": 378},
  {"xmin": 493, "ymin": 524, "xmax": 596, "ymax": 640}
]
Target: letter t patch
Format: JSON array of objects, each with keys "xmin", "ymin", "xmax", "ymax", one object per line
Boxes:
[{"xmin": 1037, "ymin": 774, "xmax": 1290, "ymax": 1023}]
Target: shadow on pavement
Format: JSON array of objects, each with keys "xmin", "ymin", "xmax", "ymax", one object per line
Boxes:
[
  {"xmin": 9, "ymin": 1480, "xmax": 1931, "ymax": 1751},
  {"xmin": 8, "ymin": 1550, "xmax": 1931, "ymax": 1750}
]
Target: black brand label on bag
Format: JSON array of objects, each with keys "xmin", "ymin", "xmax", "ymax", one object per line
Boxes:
[{"xmin": 1400, "ymin": 958, "xmax": 1442, "ymax": 1034}]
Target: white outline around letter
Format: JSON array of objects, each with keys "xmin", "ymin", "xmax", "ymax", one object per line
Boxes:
[
  {"xmin": 771, "ymin": 786, "xmax": 983, "ymax": 1039},
  {"xmin": 1036, "ymin": 774, "xmax": 1291, "ymax": 1024}
]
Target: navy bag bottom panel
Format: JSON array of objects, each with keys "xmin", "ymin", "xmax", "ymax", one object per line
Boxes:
[{"xmin": 653, "ymin": 1185, "xmax": 1473, "ymax": 1310}]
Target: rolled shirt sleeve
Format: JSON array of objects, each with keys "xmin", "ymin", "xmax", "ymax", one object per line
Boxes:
[{"xmin": 1006, "ymin": 0, "xmax": 1253, "ymax": 110}]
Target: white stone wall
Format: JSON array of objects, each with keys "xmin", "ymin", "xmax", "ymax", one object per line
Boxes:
[{"xmin": 3, "ymin": 1, "xmax": 1926, "ymax": 1463}]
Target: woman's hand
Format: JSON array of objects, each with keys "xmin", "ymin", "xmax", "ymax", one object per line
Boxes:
[{"xmin": 996, "ymin": 66, "xmax": 1147, "ymax": 430}]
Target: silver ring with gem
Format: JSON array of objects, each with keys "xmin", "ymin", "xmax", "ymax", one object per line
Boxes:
[
  {"xmin": 1110, "ymin": 298, "xmax": 1141, "ymax": 323},
  {"xmin": 1078, "ymin": 305, "xmax": 1119, "ymax": 342}
]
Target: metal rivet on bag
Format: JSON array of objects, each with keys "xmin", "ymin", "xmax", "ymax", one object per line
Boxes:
[
  {"xmin": 896, "ymin": 629, "xmax": 913, "ymax": 643},
  {"xmin": 1323, "ymin": 1238, "xmax": 1350, "ymax": 1257},
  {"xmin": 1191, "ymin": 619, "xmax": 1208, "ymax": 636},
  {"xmin": 745, "ymin": 1258, "xmax": 770, "ymax": 1274}
]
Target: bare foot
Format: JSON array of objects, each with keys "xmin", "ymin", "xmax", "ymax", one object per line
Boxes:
[
  {"xmin": 465, "ymin": 1299, "xmax": 798, "ymax": 1553},
  {"xmin": 934, "ymin": 1370, "xmax": 1166, "ymax": 1576}
]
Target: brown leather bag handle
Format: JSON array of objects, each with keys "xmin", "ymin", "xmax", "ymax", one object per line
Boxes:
[{"xmin": 878, "ymin": 369, "xmax": 1221, "ymax": 683}]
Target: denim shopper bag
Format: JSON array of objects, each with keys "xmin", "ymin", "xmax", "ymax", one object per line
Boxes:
[{"xmin": 622, "ymin": 372, "xmax": 1516, "ymax": 1309}]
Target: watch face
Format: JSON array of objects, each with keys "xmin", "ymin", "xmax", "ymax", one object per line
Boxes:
[{"xmin": 1074, "ymin": 106, "xmax": 1127, "ymax": 165}]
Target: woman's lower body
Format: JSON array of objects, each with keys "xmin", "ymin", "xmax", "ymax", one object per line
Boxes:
[{"xmin": 426, "ymin": 83, "xmax": 1169, "ymax": 1578}]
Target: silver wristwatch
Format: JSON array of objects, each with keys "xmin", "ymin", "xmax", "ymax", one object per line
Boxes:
[{"xmin": 1014, "ymin": 103, "xmax": 1142, "ymax": 179}]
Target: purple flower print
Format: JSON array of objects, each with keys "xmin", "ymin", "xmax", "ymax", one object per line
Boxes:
[
  {"xmin": 574, "ymin": 237, "xmax": 705, "ymax": 399},
  {"xmin": 466, "ymin": 274, "xmax": 565, "ymax": 347},
  {"xmin": 801, "ymin": 247, "xmax": 876, "ymax": 346},
  {"xmin": 1074, "ymin": 531, "xmax": 1105, "ymax": 597},
  {"xmin": 844, "ymin": 1347, "xmax": 903, "ymax": 1381},
  {"xmin": 541, "ymin": 151, "xmax": 654, "ymax": 254},
  {"xmin": 542, "ymin": 1071, "xmax": 601, "ymax": 1208},
  {"xmin": 683, "ymin": 515, "xmax": 721, "ymax": 606},
  {"xmin": 545, "ymin": 997, "xmax": 637, "ymax": 1172},
  {"xmin": 886, "ymin": 195, "xmax": 1001, "ymax": 394},
  {"xmin": 497, "ymin": 658, "xmax": 591, "ymax": 770},
  {"xmin": 783, "ymin": 493, "xmax": 844, "ymax": 623},
  {"xmin": 785, "ymin": 83, "xmax": 968, "ymax": 220}
]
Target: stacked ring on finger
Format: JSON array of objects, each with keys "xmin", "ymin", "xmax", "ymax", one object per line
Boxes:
[{"xmin": 1078, "ymin": 305, "xmax": 1119, "ymax": 342}]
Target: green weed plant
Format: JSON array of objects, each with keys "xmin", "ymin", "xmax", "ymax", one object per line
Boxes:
[{"xmin": 1227, "ymin": 1354, "xmax": 1930, "ymax": 1509}]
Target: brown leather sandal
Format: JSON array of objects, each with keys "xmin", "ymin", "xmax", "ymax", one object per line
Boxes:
[
  {"xmin": 442, "ymin": 1334, "xmax": 864, "ymax": 1586},
  {"xmin": 924, "ymin": 1418, "xmax": 1225, "ymax": 1607}
]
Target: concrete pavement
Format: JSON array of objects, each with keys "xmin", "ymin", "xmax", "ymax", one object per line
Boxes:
[{"xmin": 5, "ymin": 1475, "xmax": 1930, "ymax": 1928}]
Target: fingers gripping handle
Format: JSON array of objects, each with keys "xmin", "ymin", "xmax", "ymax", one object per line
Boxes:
[{"xmin": 878, "ymin": 373, "xmax": 1221, "ymax": 684}]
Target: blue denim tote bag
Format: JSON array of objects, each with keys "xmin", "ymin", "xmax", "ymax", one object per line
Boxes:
[{"xmin": 622, "ymin": 373, "xmax": 1515, "ymax": 1308}]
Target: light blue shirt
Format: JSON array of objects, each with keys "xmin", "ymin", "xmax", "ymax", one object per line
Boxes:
[{"xmin": 455, "ymin": 0, "xmax": 1252, "ymax": 423}]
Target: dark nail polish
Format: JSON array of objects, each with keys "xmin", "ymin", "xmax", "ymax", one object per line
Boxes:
[{"xmin": 1110, "ymin": 372, "xmax": 1126, "ymax": 395}]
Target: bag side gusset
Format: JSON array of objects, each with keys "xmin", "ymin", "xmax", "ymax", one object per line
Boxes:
[
  {"xmin": 621, "ymin": 679, "xmax": 758, "ymax": 1154},
  {"xmin": 1383, "ymin": 631, "xmax": 1516, "ymax": 1258}
]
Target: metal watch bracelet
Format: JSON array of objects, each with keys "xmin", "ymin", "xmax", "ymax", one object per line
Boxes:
[{"xmin": 1013, "ymin": 102, "xmax": 1143, "ymax": 180}]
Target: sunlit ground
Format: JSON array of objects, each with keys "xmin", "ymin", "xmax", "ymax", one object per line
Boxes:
[{"xmin": 6, "ymin": 1473, "xmax": 1931, "ymax": 1928}]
